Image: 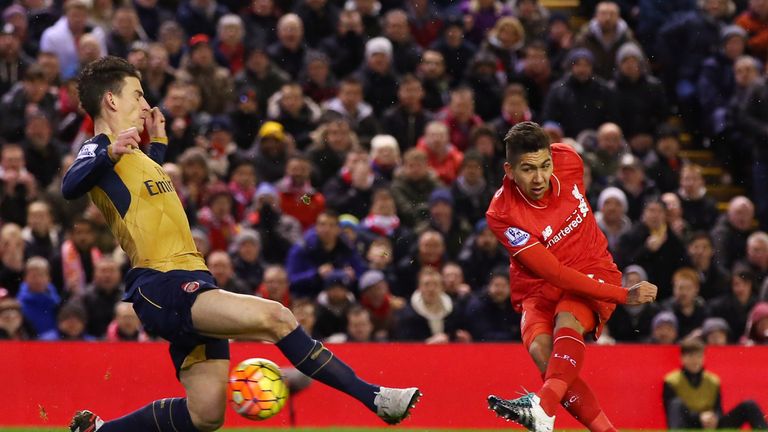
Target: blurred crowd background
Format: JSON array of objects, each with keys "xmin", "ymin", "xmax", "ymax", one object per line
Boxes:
[{"xmin": 0, "ymin": 0, "xmax": 766, "ymax": 347}]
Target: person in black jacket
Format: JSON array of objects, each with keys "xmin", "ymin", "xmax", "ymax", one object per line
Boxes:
[
  {"xmin": 318, "ymin": 9, "xmax": 366, "ymax": 79},
  {"xmin": 323, "ymin": 150, "xmax": 385, "ymax": 219},
  {"xmin": 677, "ymin": 164, "xmax": 719, "ymax": 232},
  {"xmin": 461, "ymin": 269, "xmax": 521, "ymax": 341},
  {"xmin": 457, "ymin": 220, "xmax": 509, "ymax": 291},
  {"xmin": 381, "ymin": 74, "xmax": 431, "ymax": 151},
  {"xmin": 392, "ymin": 266, "xmax": 463, "ymax": 342}
]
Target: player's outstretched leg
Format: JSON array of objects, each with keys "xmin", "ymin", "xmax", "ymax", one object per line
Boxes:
[
  {"xmin": 69, "ymin": 398, "xmax": 201, "ymax": 432},
  {"xmin": 275, "ymin": 325, "xmax": 421, "ymax": 424},
  {"xmin": 562, "ymin": 378, "xmax": 617, "ymax": 432},
  {"xmin": 191, "ymin": 289, "xmax": 421, "ymax": 425}
]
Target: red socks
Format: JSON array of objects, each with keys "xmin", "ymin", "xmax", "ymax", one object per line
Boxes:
[
  {"xmin": 564, "ymin": 379, "xmax": 617, "ymax": 432},
  {"xmin": 537, "ymin": 328, "xmax": 585, "ymax": 416}
]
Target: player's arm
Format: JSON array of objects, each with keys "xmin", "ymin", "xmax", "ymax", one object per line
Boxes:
[
  {"xmin": 487, "ymin": 214, "xmax": 655, "ymax": 304},
  {"xmin": 145, "ymin": 107, "xmax": 168, "ymax": 164},
  {"xmin": 61, "ymin": 139, "xmax": 116, "ymax": 199}
]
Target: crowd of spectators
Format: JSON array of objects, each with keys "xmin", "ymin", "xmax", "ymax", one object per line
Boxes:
[{"xmin": 0, "ymin": 0, "xmax": 767, "ymax": 346}]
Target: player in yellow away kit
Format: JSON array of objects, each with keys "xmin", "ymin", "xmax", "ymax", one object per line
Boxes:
[{"xmin": 63, "ymin": 56, "xmax": 420, "ymax": 432}]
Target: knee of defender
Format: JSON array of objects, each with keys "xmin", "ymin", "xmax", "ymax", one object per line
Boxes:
[
  {"xmin": 268, "ymin": 303, "xmax": 298, "ymax": 340},
  {"xmin": 190, "ymin": 411, "xmax": 225, "ymax": 432}
]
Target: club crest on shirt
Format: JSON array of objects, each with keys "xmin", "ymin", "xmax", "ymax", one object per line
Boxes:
[
  {"xmin": 182, "ymin": 281, "xmax": 200, "ymax": 293},
  {"xmin": 505, "ymin": 227, "xmax": 530, "ymax": 247}
]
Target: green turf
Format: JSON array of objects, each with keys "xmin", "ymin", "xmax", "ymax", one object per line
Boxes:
[{"xmin": 0, "ymin": 429, "xmax": 746, "ymax": 432}]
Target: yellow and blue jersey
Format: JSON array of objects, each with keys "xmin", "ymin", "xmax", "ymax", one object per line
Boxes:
[{"xmin": 62, "ymin": 134, "xmax": 207, "ymax": 283}]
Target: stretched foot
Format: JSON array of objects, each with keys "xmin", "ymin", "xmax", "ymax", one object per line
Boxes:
[
  {"xmin": 374, "ymin": 387, "xmax": 421, "ymax": 425},
  {"xmin": 69, "ymin": 410, "xmax": 104, "ymax": 432},
  {"xmin": 487, "ymin": 393, "xmax": 554, "ymax": 432}
]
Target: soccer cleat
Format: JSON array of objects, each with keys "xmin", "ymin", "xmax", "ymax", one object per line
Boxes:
[
  {"xmin": 487, "ymin": 393, "xmax": 555, "ymax": 432},
  {"xmin": 374, "ymin": 386, "xmax": 421, "ymax": 425},
  {"xmin": 69, "ymin": 410, "xmax": 104, "ymax": 432}
]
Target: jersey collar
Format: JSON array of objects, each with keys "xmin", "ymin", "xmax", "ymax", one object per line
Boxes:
[{"xmin": 512, "ymin": 173, "xmax": 562, "ymax": 209}]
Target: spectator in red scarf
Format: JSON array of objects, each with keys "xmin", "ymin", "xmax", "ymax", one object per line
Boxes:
[
  {"xmin": 277, "ymin": 155, "xmax": 326, "ymax": 230},
  {"xmin": 437, "ymin": 87, "xmax": 484, "ymax": 151},
  {"xmin": 196, "ymin": 183, "xmax": 239, "ymax": 252}
]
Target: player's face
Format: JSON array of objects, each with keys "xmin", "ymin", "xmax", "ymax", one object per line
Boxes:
[
  {"xmin": 114, "ymin": 76, "xmax": 151, "ymax": 132},
  {"xmin": 507, "ymin": 149, "xmax": 553, "ymax": 201}
]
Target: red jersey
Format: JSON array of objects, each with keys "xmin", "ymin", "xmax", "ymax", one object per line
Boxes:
[{"xmin": 486, "ymin": 143, "xmax": 622, "ymax": 308}]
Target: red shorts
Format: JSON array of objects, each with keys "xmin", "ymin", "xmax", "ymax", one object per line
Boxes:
[{"xmin": 519, "ymin": 268, "xmax": 621, "ymax": 350}]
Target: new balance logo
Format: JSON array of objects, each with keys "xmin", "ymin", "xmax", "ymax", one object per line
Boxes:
[{"xmin": 542, "ymin": 226, "xmax": 553, "ymax": 240}]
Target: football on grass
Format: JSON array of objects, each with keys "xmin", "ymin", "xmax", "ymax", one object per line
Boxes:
[{"xmin": 228, "ymin": 358, "xmax": 289, "ymax": 420}]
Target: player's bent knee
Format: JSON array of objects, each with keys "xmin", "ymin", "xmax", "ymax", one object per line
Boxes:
[{"xmin": 259, "ymin": 301, "xmax": 298, "ymax": 342}]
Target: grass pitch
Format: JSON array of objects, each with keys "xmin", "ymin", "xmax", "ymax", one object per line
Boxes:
[{"xmin": 0, "ymin": 429, "xmax": 746, "ymax": 432}]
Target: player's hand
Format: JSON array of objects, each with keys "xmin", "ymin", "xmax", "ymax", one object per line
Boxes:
[
  {"xmin": 700, "ymin": 411, "xmax": 718, "ymax": 429},
  {"xmin": 626, "ymin": 281, "xmax": 658, "ymax": 305},
  {"xmin": 145, "ymin": 107, "xmax": 167, "ymax": 141},
  {"xmin": 109, "ymin": 127, "xmax": 140, "ymax": 161}
]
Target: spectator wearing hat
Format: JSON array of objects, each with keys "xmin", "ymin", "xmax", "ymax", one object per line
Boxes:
[
  {"xmin": 677, "ymin": 164, "xmax": 719, "ymax": 232},
  {"xmin": 647, "ymin": 310, "xmax": 679, "ymax": 343},
  {"xmin": 429, "ymin": 15, "xmax": 476, "ymax": 84},
  {"xmin": 735, "ymin": 0, "xmax": 768, "ymax": 61},
  {"xmin": 610, "ymin": 42, "xmax": 667, "ymax": 153},
  {"xmin": 105, "ymin": 6, "xmax": 145, "ymax": 59},
  {"xmin": 207, "ymin": 250, "xmax": 251, "ymax": 295},
  {"xmin": 541, "ymin": 47, "xmax": 617, "ymax": 138},
  {"xmin": 663, "ymin": 267, "xmax": 709, "ymax": 340},
  {"xmin": 314, "ymin": 271, "xmax": 357, "ymax": 340},
  {"xmin": 607, "ymin": 264, "xmax": 661, "ymax": 342},
  {"xmin": 176, "ymin": 0, "xmax": 228, "ymax": 38},
  {"xmin": 358, "ymin": 267, "xmax": 401, "ymax": 337},
  {"xmin": 39, "ymin": 0, "xmax": 105, "ymax": 80},
  {"xmin": 687, "ymin": 232, "xmax": 730, "ymax": 301},
  {"xmin": 394, "ymin": 230, "xmax": 445, "ymax": 298},
  {"xmin": 267, "ymin": 13, "xmax": 307, "ymax": 80},
  {"xmin": 230, "ymin": 229, "xmax": 265, "ymax": 290},
  {"xmin": 458, "ymin": 218, "xmax": 509, "ymax": 292},
  {"xmin": 141, "ymin": 44, "xmax": 175, "ymax": 106},
  {"xmin": 709, "ymin": 263, "xmax": 760, "ymax": 343},
  {"xmin": 300, "ymin": 50, "xmax": 337, "ymax": 106},
  {"xmin": 418, "ymin": 188, "xmax": 471, "ymax": 260},
  {"xmin": 0, "ymin": 17, "xmax": 33, "ymax": 97},
  {"xmin": 0, "ymin": 64, "xmax": 56, "ymax": 143},
  {"xmin": 416, "ymin": 121, "xmax": 464, "ymax": 185},
  {"xmin": 462, "ymin": 269, "xmax": 521, "ymax": 341},
  {"xmin": 2, "ymin": 4, "xmax": 32, "ymax": 55},
  {"xmin": 357, "ymin": 36, "xmax": 399, "ymax": 117},
  {"xmin": 612, "ymin": 152, "xmax": 660, "ymax": 221},
  {"xmin": 213, "ymin": 14, "xmax": 246, "ymax": 75},
  {"xmin": 17, "ymin": 256, "xmax": 60, "ymax": 336},
  {"xmin": 257, "ymin": 264, "xmax": 291, "ymax": 307},
  {"xmin": 697, "ymin": 25, "xmax": 748, "ymax": 139},
  {"xmin": 381, "ymin": 75, "xmax": 431, "ymax": 151},
  {"xmin": 196, "ymin": 183, "xmax": 238, "ymax": 252},
  {"xmin": 452, "ymin": 151, "xmax": 494, "ymax": 227},
  {"xmin": 701, "ymin": 317, "xmax": 730, "ymax": 345},
  {"xmin": 323, "ymin": 150, "xmax": 384, "ymax": 220},
  {"xmin": 595, "ymin": 186, "xmax": 632, "ymax": 255},
  {"xmin": 361, "ymin": 188, "xmax": 415, "ymax": 261},
  {"xmin": 617, "ymin": 197, "xmax": 690, "ymax": 300},
  {"xmin": 391, "ymin": 147, "xmax": 442, "ymax": 226},
  {"xmin": 743, "ymin": 301, "xmax": 768, "ymax": 345},
  {"xmin": 81, "ymin": 258, "xmax": 123, "ymax": 338},
  {"xmin": 246, "ymin": 120, "xmax": 292, "ymax": 184},
  {"xmin": 711, "ymin": 196, "xmax": 756, "ymax": 270},
  {"xmin": 392, "ymin": 266, "xmax": 463, "ymax": 342},
  {"xmin": 286, "ymin": 210, "xmax": 366, "ymax": 298},
  {"xmin": 0, "ymin": 289, "xmax": 36, "ymax": 340},
  {"xmin": 177, "ymin": 33, "xmax": 234, "ymax": 115},
  {"xmin": 575, "ymin": 1, "xmax": 638, "ymax": 80},
  {"xmin": 243, "ymin": 182, "xmax": 303, "ymax": 264},
  {"xmin": 322, "ymin": 76, "xmax": 381, "ymax": 147},
  {"xmin": 663, "ymin": 338, "xmax": 767, "ymax": 429}
]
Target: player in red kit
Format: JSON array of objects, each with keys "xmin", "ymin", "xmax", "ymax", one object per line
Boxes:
[{"xmin": 485, "ymin": 122, "xmax": 658, "ymax": 432}]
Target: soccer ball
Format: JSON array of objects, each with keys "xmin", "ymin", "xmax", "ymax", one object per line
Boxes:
[{"xmin": 228, "ymin": 358, "xmax": 289, "ymax": 421}]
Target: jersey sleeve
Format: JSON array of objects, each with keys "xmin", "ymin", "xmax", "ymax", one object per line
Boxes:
[
  {"xmin": 515, "ymin": 242, "xmax": 629, "ymax": 303},
  {"xmin": 61, "ymin": 138, "xmax": 115, "ymax": 200},
  {"xmin": 147, "ymin": 137, "xmax": 168, "ymax": 165},
  {"xmin": 551, "ymin": 143, "xmax": 585, "ymax": 188},
  {"xmin": 486, "ymin": 211, "xmax": 541, "ymax": 257}
]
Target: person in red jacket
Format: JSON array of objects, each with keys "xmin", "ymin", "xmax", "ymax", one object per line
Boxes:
[{"xmin": 485, "ymin": 121, "xmax": 657, "ymax": 432}]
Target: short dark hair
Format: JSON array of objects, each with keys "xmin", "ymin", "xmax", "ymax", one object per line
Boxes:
[
  {"xmin": 503, "ymin": 121, "xmax": 551, "ymax": 163},
  {"xmin": 77, "ymin": 56, "xmax": 141, "ymax": 119},
  {"xmin": 687, "ymin": 231, "xmax": 713, "ymax": 247},
  {"xmin": 680, "ymin": 337, "xmax": 705, "ymax": 355}
]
